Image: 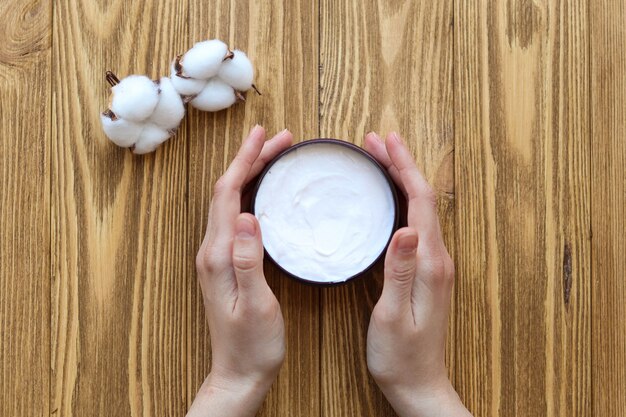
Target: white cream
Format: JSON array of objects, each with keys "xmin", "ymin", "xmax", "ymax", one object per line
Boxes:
[{"xmin": 254, "ymin": 142, "xmax": 396, "ymax": 283}]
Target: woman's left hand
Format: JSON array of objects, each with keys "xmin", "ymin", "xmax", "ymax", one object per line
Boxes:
[{"xmin": 188, "ymin": 125, "xmax": 293, "ymax": 417}]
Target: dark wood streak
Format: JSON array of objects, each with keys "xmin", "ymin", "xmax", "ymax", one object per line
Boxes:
[
  {"xmin": 563, "ymin": 243, "xmax": 572, "ymax": 306},
  {"xmin": 505, "ymin": 0, "xmax": 541, "ymax": 49}
]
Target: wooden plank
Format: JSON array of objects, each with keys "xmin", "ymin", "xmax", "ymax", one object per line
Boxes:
[
  {"xmin": 319, "ymin": 0, "xmax": 454, "ymax": 415},
  {"xmin": 51, "ymin": 1, "xmax": 188, "ymax": 415},
  {"xmin": 0, "ymin": 1, "xmax": 51, "ymax": 416},
  {"xmin": 186, "ymin": 1, "xmax": 320, "ymax": 416},
  {"xmin": 591, "ymin": 1, "xmax": 626, "ymax": 415},
  {"xmin": 454, "ymin": 0, "xmax": 591, "ymax": 415}
]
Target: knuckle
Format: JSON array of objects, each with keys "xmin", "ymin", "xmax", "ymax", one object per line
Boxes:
[
  {"xmin": 423, "ymin": 249, "xmax": 456, "ymax": 286},
  {"xmin": 212, "ymin": 177, "xmax": 229, "ymax": 198},
  {"xmin": 195, "ymin": 248, "xmax": 212, "ymax": 273},
  {"xmin": 258, "ymin": 298, "xmax": 279, "ymax": 321},
  {"xmin": 232, "ymin": 252, "xmax": 259, "ymax": 274},
  {"xmin": 444, "ymin": 255, "xmax": 456, "ymax": 283},
  {"xmin": 372, "ymin": 306, "xmax": 398, "ymax": 326},
  {"xmin": 196, "ymin": 244, "xmax": 221, "ymax": 274},
  {"xmin": 418, "ymin": 182, "xmax": 438, "ymax": 207},
  {"xmin": 426, "ymin": 253, "xmax": 447, "ymax": 279},
  {"xmin": 389, "ymin": 262, "xmax": 416, "ymax": 282}
]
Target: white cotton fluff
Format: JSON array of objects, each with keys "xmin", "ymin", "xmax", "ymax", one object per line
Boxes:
[
  {"xmin": 101, "ymin": 73, "xmax": 187, "ymax": 153},
  {"xmin": 217, "ymin": 50, "xmax": 254, "ymax": 92},
  {"xmin": 100, "ymin": 114, "xmax": 143, "ymax": 147},
  {"xmin": 169, "ymin": 61, "xmax": 206, "ymax": 96},
  {"xmin": 110, "ymin": 75, "xmax": 160, "ymax": 122},
  {"xmin": 101, "ymin": 39, "xmax": 256, "ymax": 153},
  {"xmin": 181, "ymin": 40, "xmax": 229, "ymax": 79},
  {"xmin": 191, "ymin": 79, "xmax": 237, "ymax": 112},
  {"xmin": 132, "ymin": 124, "xmax": 171, "ymax": 154},
  {"xmin": 169, "ymin": 40, "xmax": 256, "ymax": 108},
  {"xmin": 148, "ymin": 77, "xmax": 186, "ymax": 130}
]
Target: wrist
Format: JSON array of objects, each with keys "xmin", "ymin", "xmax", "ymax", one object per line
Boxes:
[
  {"xmin": 186, "ymin": 371, "xmax": 276, "ymax": 417},
  {"xmin": 380, "ymin": 380, "xmax": 472, "ymax": 417},
  {"xmin": 207, "ymin": 368, "xmax": 275, "ymax": 399}
]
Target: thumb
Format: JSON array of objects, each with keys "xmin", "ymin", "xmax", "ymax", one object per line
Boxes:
[
  {"xmin": 232, "ymin": 213, "xmax": 268, "ymax": 297},
  {"xmin": 379, "ymin": 227, "xmax": 419, "ymax": 312}
]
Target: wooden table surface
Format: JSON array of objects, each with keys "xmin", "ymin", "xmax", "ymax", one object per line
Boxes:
[{"xmin": 1, "ymin": 0, "xmax": 625, "ymax": 416}]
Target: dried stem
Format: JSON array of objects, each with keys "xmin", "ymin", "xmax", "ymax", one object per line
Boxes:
[
  {"xmin": 182, "ymin": 94, "xmax": 197, "ymax": 104},
  {"xmin": 251, "ymin": 84, "xmax": 261, "ymax": 95},
  {"xmin": 105, "ymin": 71, "xmax": 120, "ymax": 87},
  {"xmin": 174, "ymin": 55, "xmax": 190, "ymax": 79},
  {"xmin": 235, "ymin": 91, "xmax": 246, "ymax": 102},
  {"xmin": 102, "ymin": 109, "xmax": 118, "ymax": 121},
  {"xmin": 223, "ymin": 50, "xmax": 235, "ymax": 61}
]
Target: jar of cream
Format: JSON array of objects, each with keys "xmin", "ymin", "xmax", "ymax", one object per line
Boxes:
[{"xmin": 251, "ymin": 139, "xmax": 399, "ymax": 285}]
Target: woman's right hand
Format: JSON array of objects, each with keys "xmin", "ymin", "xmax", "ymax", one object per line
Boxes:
[{"xmin": 364, "ymin": 132, "xmax": 472, "ymax": 417}]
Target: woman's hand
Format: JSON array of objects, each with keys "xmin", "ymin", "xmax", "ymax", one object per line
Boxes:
[
  {"xmin": 188, "ymin": 125, "xmax": 293, "ymax": 417},
  {"xmin": 364, "ymin": 132, "xmax": 472, "ymax": 417}
]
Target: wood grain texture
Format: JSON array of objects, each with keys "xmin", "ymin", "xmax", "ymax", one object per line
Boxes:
[
  {"xmin": 591, "ymin": 1, "xmax": 626, "ymax": 415},
  {"xmin": 319, "ymin": 0, "xmax": 454, "ymax": 415},
  {"xmin": 2, "ymin": 0, "xmax": 626, "ymax": 415},
  {"xmin": 0, "ymin": 1, "xmax": 51, "ymax": 416},
  {"xmin": 454, "ymin": 0, "xmax": 591, "ymax": 415},
  {"xmin": 51, "ymin": 0, "xmax": 188, "ymax": 415},
  {"xmin": 186, "ymin": 1, "xmax": 320, "ymax": 416}
]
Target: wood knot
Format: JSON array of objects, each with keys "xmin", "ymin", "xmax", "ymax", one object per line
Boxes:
[{"xmin": 0, "ymin": 2, "xmax": 49, "ymax": 71}]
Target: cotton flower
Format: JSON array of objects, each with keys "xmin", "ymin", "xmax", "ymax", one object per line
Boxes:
[
  {"xmin": 170, "ymin": 40, "xmax": 257, "ymax": 112},
  {"xmin": 180, "ymin": 39, "xmax": 229, "ymax": 79},
  {"xmin": 99, "ymin": 39, "xmax": 259, "ymax": 154},
  {"xmin": 190, "ymin": 79, "xmax": 237, "ymax": 112},
  {"xmin": 217, "ymin": 50, "xmax": 254, "ymax": 91},
  {"xmin": 100, "ymin": 72, "xmax": 185, "ymax": 154}
]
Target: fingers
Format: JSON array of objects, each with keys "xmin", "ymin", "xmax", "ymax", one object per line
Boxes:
[
  {"xmin": 384, "ymin": 132, "xmax": 444, "ymax": 248},
  {"xmin": 363, "ymin": 132, "xmax": 406, "ymax": 194},
  {"xmin": 219, "ymin": 125, "xmax": 267, "ymax": 191},
  {"xmin": 232, "ymin": 213, "xmax": 270, "ymax": 299},
  {"xmin": 379, "ymin": 227, "xmax": 419, "ymax": 315},
  {"xmin": 204, "ymin": 125, "xmax": 266, "ymax": 256},
  {"xmin": 245, "ymin": 129, "xmax": 293, "ymax": 184}
]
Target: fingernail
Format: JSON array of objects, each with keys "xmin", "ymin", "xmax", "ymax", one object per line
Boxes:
[
  {"xmin": 367, "ymin": 131, "xmax": 382, "ymax": 142},
  {"xmin": 397, "ymin": 231, "xmax": 418, "ymax": 254},
  {"xmin": 250, "ymin": 124, "xmax": 262, "ymax": 135},
  {"xmin": 235, "ymin": 216, "xmax": 256, "ymax": 238},
  {"xmin": 389, "ymin": 132, "xmax": 403, "ymax": 144}
]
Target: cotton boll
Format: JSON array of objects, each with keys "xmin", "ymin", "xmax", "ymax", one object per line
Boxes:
[
  {"xmin": 190, "ymin": 79, "xmax": 237, "ymax": 112},
  {"xmin": 181, "ymin": 39, "xmax": 229, "ymax": 79},
  {"xmin": 110, "ymin": 75, "xmax": 159, "ymax": 122},
  {"xmin": 169, "ymin": 61, "xmax": 207, "ymax": 96},
  {"xmin": 217, "ymin": 50, "xmax": 254, "ymax": 92},
  {"xmin": 132, "ymin": 124, "xmax": 171, "ymax": 154},
  {"xmin": 149, "ymin": 77, "xmax": 186, "ymax": 130},
  {"xmin": 100, "ymin": 113, "xmax": 143, "ymax": 147}
]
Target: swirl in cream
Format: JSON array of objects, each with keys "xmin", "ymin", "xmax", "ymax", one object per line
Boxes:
[{"xmin": 254, "ymin": 141, "xmax": 396, "ymax": 283}]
